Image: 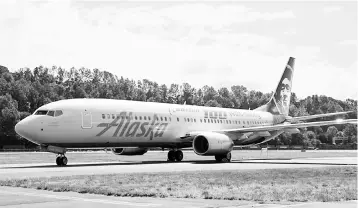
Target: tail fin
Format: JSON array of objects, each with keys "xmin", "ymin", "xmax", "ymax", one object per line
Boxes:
[{"xmin": 254, "ymin": 57, "xmax": 295, "ymax": 116}]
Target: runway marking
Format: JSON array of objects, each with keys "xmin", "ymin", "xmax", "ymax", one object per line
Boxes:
[{"xmin": 0, "ymin": 190, "xmax": 161, "ymax": 207}]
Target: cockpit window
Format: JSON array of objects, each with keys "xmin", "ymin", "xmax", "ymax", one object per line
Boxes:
[
  {"xmin": 47, "ymin": 111, "xmax": 55, "ymax": 117},
  {"xmin": 35, "ymin": 110, "xmax": 48, "ymax": 115},
  {"xmin": 55, "ymin": 110, "xmax": 63, "ymax": 117}
]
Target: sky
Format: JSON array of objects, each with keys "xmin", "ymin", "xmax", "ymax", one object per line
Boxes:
[{"xmin": 1, "ymin": 0, "xmax": 357, "ymax": 100}]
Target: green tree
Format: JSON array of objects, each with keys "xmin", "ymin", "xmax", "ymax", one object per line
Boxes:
[
  {"xmin": 326, "ymin": 126, "xmax": 338, "ymax": 144},
  {"xmin": 205, "ymin": 100, "xmax": 222, "ymax": 107}
]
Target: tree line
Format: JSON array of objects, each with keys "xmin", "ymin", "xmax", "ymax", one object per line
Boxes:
[{"xmin": 0, "ymin": 65, "xmax": 356, "ymax": 148}]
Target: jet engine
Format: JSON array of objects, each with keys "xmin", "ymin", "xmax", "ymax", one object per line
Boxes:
[
  {"xmin": 192, "ymin": 132, "xmax": 234, "ymax": 156},
  {"xmin": 111, "ymin": 148, "xmax": 148, "ymax": 155}
]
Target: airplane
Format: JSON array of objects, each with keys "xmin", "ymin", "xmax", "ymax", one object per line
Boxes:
[{"xmin": 14, "ymin": 57, "xmax": 357, "ymax": 166}]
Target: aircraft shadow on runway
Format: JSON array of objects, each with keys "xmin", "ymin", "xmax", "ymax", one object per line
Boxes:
[{"xmin": 4, "ymin": 159, "xmax": 355, "ymax": 169}]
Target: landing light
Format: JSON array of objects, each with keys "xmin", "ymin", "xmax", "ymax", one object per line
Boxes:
[{"xmin": 336, "ymin": 119, "xmax": 343, "ymax": 123}]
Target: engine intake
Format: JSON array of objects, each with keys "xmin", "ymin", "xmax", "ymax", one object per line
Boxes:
[
  {"xmin": 111, "ymin": 147, "xmax": 148, "ymax": 155},
  {"xmin": 193, "ymin": 132, "xmax": 234, "ymax": 156}
]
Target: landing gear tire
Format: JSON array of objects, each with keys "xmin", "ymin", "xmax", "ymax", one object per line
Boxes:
[
  {"xmin": 167, "ymin": 150, "xmax": 183, "ymax": 162},
  {"xmin": 167, "ymin": 150, "xmax": 176, "ymax": 162},
  {"xmin": 56, "ymin": 156, "xmax": 68, "ymax": 166},
  {"xmin": 174, "ymin": 150, "xmax": 183, "ymax": 162},
  {"xmin": 215, "ymin": 152, "xmax": 232, "ymax": 163}
]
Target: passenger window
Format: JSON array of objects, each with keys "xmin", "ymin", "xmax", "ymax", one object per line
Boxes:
[
  {"xmin": 112, "ymin": 114, "xmax": 115, "ymax": 119},
  {"xmin": 139, "ymin": 116, "xmax": 142, "ymax": 120},
  {"xmin": 200, "ymin": 119, "xmax": 202, "ymax": 123},
  {"xmin": 177, "ymin": 118, "xmax": 179, "ymax": 122},
  {"xmin": 47, "ymin": 111, "xmax": 55, "ymax": 117},
  {"xmin": 204, "ymin": 119, "xmax": 206, "ymax": 123},
  {"xmin": 144, "ymin": 116, "xmax": 147, "ymax": 120},
  {"xmin": 135, "ymin": 116, "xmax": 137, "ymax": 120},
  {"xmin": 148, "ymin": 117, "xmax": 151, "ymax": 120},
  {"xmin": 194, "ymin": 119, "xmax": 196, "ymax": 122},
  {"xmin": 54, "ymin": 110, "xmax": 63, "ymax": 117},
  {"xmin": 102, "ymin": 114, "xmax": 105, "ymax": 119},
  {"xmin": 161, "ymin": 117, "xmax": 163, "ymax": 121}
]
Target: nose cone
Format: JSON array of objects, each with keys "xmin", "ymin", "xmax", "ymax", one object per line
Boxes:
[
  {"xmin": 15, "ymin": 119, "xmax": 28, "ymax": 138},
  {"xmin": 15, "ymin": 117, "xmax": 37, "ymax": 141}
]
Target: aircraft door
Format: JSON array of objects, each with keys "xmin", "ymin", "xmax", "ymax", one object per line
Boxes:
[{"xmin": 82, "ymin": 111, "xmax": 92, "ymax": 129}]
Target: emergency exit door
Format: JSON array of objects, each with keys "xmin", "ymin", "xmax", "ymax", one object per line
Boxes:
[{"xmin": 82, "ymin": 111, "xmax": 92, "ymax": 129}]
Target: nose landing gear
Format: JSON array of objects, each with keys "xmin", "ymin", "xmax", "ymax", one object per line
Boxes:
[{"xmin": 56, "ymin": 155, "xmax": 68, "ymax": 166}]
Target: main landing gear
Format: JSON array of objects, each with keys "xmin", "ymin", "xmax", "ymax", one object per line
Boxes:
[
  {"xmin": 56, "ymin": 155, "xmax": 68, "ymax": 166},
  {"xmin": 215, "ymin": 152, "xmax": 232, "ymax": 163},
  {"xmin": 167, "ymin": 150, "xmax": 183, "ymax": 162}
]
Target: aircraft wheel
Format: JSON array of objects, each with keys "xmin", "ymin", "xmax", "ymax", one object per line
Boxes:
[
  {"xmin": 174, "ymin": 150, "xmax": 183, "ymax": 162},
  {"xmin": 56, "ymin": 156, "xmax": 68, "ymax": 166},
  {"xmin": 61, "ymin": 156, "xmax": 68, "ymax": 166},
  {"xmin": 222, "ymin": 152, "xmax": 232, "ymax": 163},
  {"xmin": 56, "ymin": 157, "xmax": 62, "ymax": 166},
  {"xmin": 167, "ymin": 150, "xmax": 176, "ymax": 162},
  {"xmin": 215, "ymin": 152, "xmax": 232, "ymax": 163},
  {"xmin": 215, "ymin": 155, "xmax": 223, "ymax": 162}
]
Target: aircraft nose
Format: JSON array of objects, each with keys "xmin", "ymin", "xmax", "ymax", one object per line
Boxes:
[
  {"xmin": 15, "ymin": 120, "xmax": 27, "ymax": 138},
  {"xmin": 15, "ymin": 117, "xmax": 36, "ymax": 140}
]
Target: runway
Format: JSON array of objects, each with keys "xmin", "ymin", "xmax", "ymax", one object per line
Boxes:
[
  {"xmin": 0, "ymin": 151, "xmax": 357, "ymax": 208},
  {"xmin": 0, "ymin": 155, "xmax": 356, "ymax": 180}
]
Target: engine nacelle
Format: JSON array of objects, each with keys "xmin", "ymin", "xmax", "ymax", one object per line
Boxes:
[
  {"xmin": 193, "ymin": 132, "xmax": 234, "ymax": 156},
  {"xmin": 111, "ymin": 147, "xmax": 148, "ymax": 155}
]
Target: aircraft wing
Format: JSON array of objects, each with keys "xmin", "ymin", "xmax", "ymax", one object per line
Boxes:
[
  {"xmin": 180, "ymin": 119, "xmax": 357, "ymax": 140},
  {"xmin": 215, "ymin": 119, "xmax": 357, "ymax": 134},
  {"xmin": 291, "ymin": 111, "xmax": 354, "ymax": 122}
]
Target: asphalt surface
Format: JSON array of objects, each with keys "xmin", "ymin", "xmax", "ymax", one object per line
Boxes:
[{"xmin": 0, "ymin": 151, "xmax": 356, "ymax": 208}]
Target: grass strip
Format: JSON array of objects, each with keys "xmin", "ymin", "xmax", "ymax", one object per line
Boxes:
[{"xmin": 0, "ymin": 166, "xmax": 356, "ymax": 202}]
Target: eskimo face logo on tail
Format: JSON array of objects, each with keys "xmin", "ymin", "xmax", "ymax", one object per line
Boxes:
[
  {"xmin": 96, "ymin": 112, "xmax": 168, "ymax": 140},
  {"xmin": 277, "ymin": 77, "xmax": 291, "ymax": 110},
  {"xmin": 271, "ymin": 61, "xmax": 294, "ymax": 115}
]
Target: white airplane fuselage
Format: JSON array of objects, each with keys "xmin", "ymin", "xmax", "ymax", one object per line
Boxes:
[{"xmin": 16, "ymin": 98, "xmax": 275, "ymax": 149}]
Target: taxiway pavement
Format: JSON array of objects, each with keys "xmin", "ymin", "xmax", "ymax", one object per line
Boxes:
[
  {"xmin": 0, "ymin": 151, "xmax": 356, "ymax": 208},
  {"xmin": 0, "ymin": 156, "xmax": 356, "ymax": 180}
]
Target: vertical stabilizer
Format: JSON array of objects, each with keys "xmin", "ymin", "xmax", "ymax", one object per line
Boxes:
[{"xmin": 254, "ymin": 57, "xmax": 295, "ymax": 116}]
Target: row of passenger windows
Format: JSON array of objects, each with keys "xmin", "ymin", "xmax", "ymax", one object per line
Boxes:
[
  {"xmin": 102, "ymin": 114, "xmax": 174, "ymax": 122},
  {"xmin": 184, "ymin": 118, "xmax": 268, "ymax": 125},
  {"xmin": 102, "ymin": 113, "xmax": 269, "ymax": 125},
  {"xmin": 35, "ymin": 110, "xmax": 63, "ymax": 117}
]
